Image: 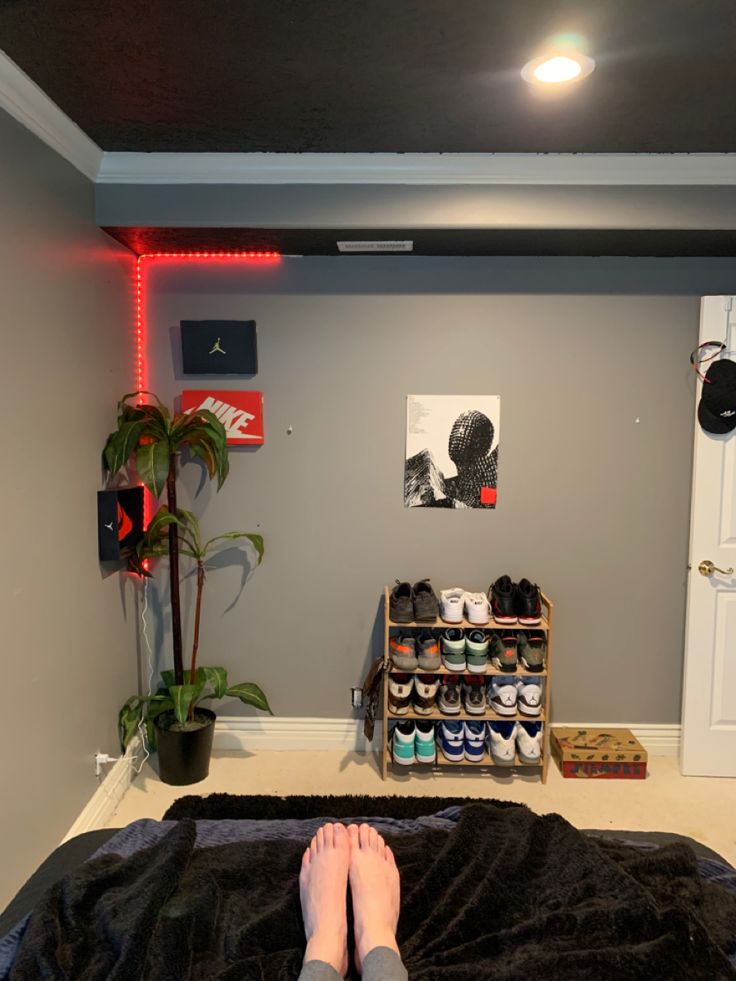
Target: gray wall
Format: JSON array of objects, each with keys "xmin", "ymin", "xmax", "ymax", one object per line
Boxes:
[
  {"xmin": 146, "ymin": 256, "xmax": 731, "ymax": 726},
  {"xmin": 0, "ymin": 108, "xmax": 136, "ymax": 908}
]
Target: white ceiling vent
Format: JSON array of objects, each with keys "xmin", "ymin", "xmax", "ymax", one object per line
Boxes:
[{"xmin": 336, "ymin": 240, "xmax": 414, "ymax": 253}]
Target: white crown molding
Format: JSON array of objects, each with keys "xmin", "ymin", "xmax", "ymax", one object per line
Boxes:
[
  {"xmin": 0, "ymin": 49, "xmax": 103, "ymax": 181},
  {"xmin": 213, "ymin": 717, "xmax": 680, "ymax": 756},
  {"xmin": 97, "ymin": 151, "xmax": 736, "ymax": 186},
  {"xmin": 61, "ymin": 737, "xmax": 141, "ymax": 842}
]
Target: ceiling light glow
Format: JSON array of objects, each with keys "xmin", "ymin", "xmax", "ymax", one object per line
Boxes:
[
  {"xmin": 522, "ymin": 51, "xmax": 595, "ymax": 86},
  {"xmin": 534, "ymin": 56, "xmax": 581, "ymax": 83}
]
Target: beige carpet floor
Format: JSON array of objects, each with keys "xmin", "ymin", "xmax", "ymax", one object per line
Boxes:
[{"xmin": 106, "ymin": 751, "xmax": 736, "ymax": 865}]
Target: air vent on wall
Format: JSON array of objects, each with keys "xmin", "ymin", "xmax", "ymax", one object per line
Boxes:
[{"xmin": 336, "ymin": 240, "xmax": 414, "ymax": 253}]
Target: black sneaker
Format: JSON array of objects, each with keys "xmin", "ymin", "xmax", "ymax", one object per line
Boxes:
[
  {"xmin": 413, "ymin": 579, "xmax": 439, "ymax": 622},
  {"xmin": 519, "ymin": 631, "xmax": 546, "ymax": 671},
  {"xmin": 516, "ymin": 579, "xmax": 542, "ymax": 626},
  {"xmin": 389, "ymin": 581, "xmax": 414, "ymax": 623},
  {"xmin": 489, "ymin": 575, "xmax": 517, "ymax": 624}
]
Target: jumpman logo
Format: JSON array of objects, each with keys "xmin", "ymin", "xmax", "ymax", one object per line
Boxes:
[
  {"xmin": 104, "ymin": 521, "xmax": 114, "ymax": 531},
  {"xmin": 209, "ymin": 337, "xmax": 227, "ymax": 355}
]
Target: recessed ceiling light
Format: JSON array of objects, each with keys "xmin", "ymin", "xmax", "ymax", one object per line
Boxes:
[{"xmin": 522, "ymin": 52, "xmax": 595, "ymax": 86}]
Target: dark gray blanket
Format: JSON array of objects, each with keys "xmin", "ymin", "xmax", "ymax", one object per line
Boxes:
[{"xmin": 8, "ymin": 803, "xmax": 736, "ymax": 980}]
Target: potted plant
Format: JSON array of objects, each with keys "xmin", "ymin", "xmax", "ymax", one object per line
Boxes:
[{"xmin": 104, "ymin": 392, "xmax": 271, "ymax": 784}]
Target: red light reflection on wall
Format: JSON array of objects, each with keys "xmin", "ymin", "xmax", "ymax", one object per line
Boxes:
[{"xmin": 135, "ymin": 251, "xmax": 281, "ymax": 535}]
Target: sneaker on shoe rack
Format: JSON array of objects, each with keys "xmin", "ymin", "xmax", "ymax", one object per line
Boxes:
[
  {"xmin": 414, "ymin": 719, "xmax": 436, "ymax": 763},
  {"xmin": 416, "ymin": 630, "xmax": 441, "ymax": 670},
  {"xmin": 487, "ymin": 677, "xmax": 518, "ymax": 717},
  {"xmin": 388, "ymin": 674, "xmax": 415, "ymax": 715},
  {"xmin": 516, "ymin": 578, "xmax": 542, "ymax": 626},
  {"xmin": 413, "ymin": 579, "xmax": 439, "ymax": 622},
  {"xmin": 490, "ymin": 631, "xmax": 519, "ymax": 672},
  {"xmin": 489, "ymin": 575, "xmax": 517, "ymax": 624},
  {"xmin": 438, "ymin": 675, "xmax": 462, "ymax": 715},
  {"xmin": 519, "ymin": 630, "xmax": 546, "ymax": 671},
  {"xmin": 462, "ymin": 676, "xmax": 486, "ymax": 715},
  {"xmin": 515, "ymin": 677, "xmax": 543, "ymax": 717},
  {"xmin": 516, "ymin": 721, "xmax": 543, "ymax": 763},
  {"xmin": 389, "ymin": 634, "xmax": 418, "ymax": 670},
  {"xmin": 392, "ymin": 721, "xmax": 416, "ymax": 765},
  {"xmin": 465, "ymin": 629, "xmax": 489, "ymax": 673},
  {"xmin": 464, "ymin": 720, "xmax": 486, "ymax": 762},
  {"xmin": 464, "ymin": 591, "xmax": 491, "ymax": 625},
  {"xmin": 438, "ymin": 720, "xmax": 464, "ymax": 762},
  {"xmin": 414, "ymin": 674, "xmax": 440, "ymax": 715},
  {"xmin": 440, "ymin": 627, "xmax": 466, "ymax": 671},
  {"xmin": 487, "ymin": 721, "xmax": 517, "ymax": 766},
  {"xmin": 389, "ymin": 580, "xmax": 414, "ymax": 623},
  {"xmin": 440, "ymin": 587, "xmax": 465, "ymax": 624}
]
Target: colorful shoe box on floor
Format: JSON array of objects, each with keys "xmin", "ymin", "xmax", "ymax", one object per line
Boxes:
[
  {"xmin": 551, "ymin": 727, "xmax": 648, "ymax": 779},
  {"xmin": 391, "ymin": 719, "xmax": 544, "ymax": 766}
]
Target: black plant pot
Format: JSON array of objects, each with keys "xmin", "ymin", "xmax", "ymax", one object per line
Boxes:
[{"xmin": 154, "ymin": 708, "xmax": 216, "ymax": 785}]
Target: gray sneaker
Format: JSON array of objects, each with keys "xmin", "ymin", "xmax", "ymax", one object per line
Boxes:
[
  {"xmin": 416, "ymin": 630, "xmax": 441, "ymax": 670},
  {"xmin": 438, "ymin": 675, "xmax": 462, "ymax": 715},
  {"xmin": 413, "ymin": 579, "xmax": 439, "ymax": 622},
  {"xmin": 389, "ymin": 634, "xmax": 418, "ymax": 670},
  {"xmin": 389, "ymin": 581, "xmax": 414, "ymax": 623}
]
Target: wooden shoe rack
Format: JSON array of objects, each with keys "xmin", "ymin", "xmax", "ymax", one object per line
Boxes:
[{"xmin": 379, "ymin": 585, "xmax": 554, "ymax": 782}]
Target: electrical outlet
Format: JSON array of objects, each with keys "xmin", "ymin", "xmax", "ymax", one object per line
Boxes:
[{"xmin": 351, "ymin": 687, "xmax": 363, "ymax": 709}]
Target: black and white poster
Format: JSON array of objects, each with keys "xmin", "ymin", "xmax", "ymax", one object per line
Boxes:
[{"xmin": 405, "ymin": 395, "xmax": 500, "ymax": 508}]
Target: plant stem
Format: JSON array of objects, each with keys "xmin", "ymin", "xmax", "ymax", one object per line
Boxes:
[
  {"xmin": 187, "ymin": 561, "xmax": 206, "ymax": 722},
  {"xmin": 166, "ymin": 453, "xmax": 184, "ymax": 686}
]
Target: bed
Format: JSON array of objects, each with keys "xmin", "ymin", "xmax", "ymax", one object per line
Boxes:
[{"xmin": 2, "ymin": 796, "xmax": 736, "ymax": 979}]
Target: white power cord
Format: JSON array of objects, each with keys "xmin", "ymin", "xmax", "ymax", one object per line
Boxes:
[{"xmin": 132, "ymin": 575, "xmax": 154, "ymax": 774}]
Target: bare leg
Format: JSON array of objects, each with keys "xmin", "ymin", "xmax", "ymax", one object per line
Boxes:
[
  {"xmin": 346, "ymin": 824, "xmax": 402, "ymax": 975},
  {"xmin": 298, "ymin": 822, "xmax": 350, "ymax": 978}
]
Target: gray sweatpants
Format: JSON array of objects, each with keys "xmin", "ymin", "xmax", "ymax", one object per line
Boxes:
[{"xmin": 297, "ymin": 946, "xmax": 407, "ymax": 981}]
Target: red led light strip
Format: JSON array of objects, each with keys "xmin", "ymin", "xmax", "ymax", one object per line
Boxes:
[{"xmin": 135, "ymin": 250, "xmax": 280, "ymax": 539}]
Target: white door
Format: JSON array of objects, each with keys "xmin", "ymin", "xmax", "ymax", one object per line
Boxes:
[{"xmin": 681, "ymin": 295, "xmax": 736, "ymax": 776}]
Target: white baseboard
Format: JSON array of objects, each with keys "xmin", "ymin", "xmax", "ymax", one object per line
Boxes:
[
  {"xmin": 61, "ymin": 737, "xmax": 142, "ymax": 842},
  {"xmin": 214, "ymin": 717, "xmax": 681, "ymax": 757}
]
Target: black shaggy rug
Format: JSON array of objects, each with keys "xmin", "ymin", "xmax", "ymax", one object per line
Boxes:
[
  {"xmin": 11, "ymin": 803, "xmax": 736, "ymax": 979},
  {"xmin": 163, "ymin": 792, "xmax": 501, "ymax": 821}
]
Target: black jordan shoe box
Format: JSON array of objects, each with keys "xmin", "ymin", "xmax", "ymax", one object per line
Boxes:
[{"xmin": 181, "ymin": 320, "xmax": 258, "ymax": 375}]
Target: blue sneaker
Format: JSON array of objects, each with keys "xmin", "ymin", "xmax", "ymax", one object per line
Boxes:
[
  {"xmin": 438, "ymin": 720, "xmax": 464, "ymax": 762},
  {"xmin": 464, "ymin": 720, "xmax": 485, "ymax": 762}
]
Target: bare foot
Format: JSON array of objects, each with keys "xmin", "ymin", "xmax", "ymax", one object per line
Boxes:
[
  {"xmin": 299, "ymin": 822, "xmax": 350, "ymax": 977},
  {"xmin": 347, "ymin": 823, "xmax": 401, "ymax": 974}
]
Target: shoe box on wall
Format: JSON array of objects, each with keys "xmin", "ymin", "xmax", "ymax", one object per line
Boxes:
[{"xmin": 551, "ymin": 728, "xmax": 648, "ymax": 779}]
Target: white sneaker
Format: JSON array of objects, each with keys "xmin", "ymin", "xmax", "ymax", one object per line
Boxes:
[
  {"xmin": 487, "ymin": 677, "xmax": 518, "ymax": 717},
  {"xmin": 516, "ymin": 722, "xmax": 543, "ymax": 763},
  {"xmin": 515, "ymin": 677, "xmax": 543, "ymax": 717},
  {"xmin": 440, "ymin": 587, "xmax": 465, "ymax": 623},
  {"xmin": 388, "ymin": 674, "xmax": 414, "ymax": 715},
  {"xmin": 464, "ymin": 591, "xmax": 491, "ymax": 625},
  {"xmin": 487, "ymin": 722, "xmax": 517, "ymax": 766}
]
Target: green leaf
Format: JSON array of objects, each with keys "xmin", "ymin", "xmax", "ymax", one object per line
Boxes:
[
  {"xmin": 169, "ymin": 685, "xmax": 197, "ymax": 725},
  {"xmin": 202, "ymin": 532, "xmax": 264, "ymax": 565},
  {"xmin": 203, "ymin": 666, "xmax": 228, "ymax": 699},
  {"xmin": 160, "ymin": 669, "xmax": 177, "ymax": 690},
  {"xmin": 119, "ymin": 697, "xmax": 143, "ymax": 749},
  {"xmin": 226, "ymin": 682, "xmax": 272, "ymax": 715},
  {"xmin": 136, "ymin": 441, "xmax": 170, "ymax": 498}
]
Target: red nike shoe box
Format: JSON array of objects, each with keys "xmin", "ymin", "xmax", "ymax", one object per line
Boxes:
[{"xmin": 551, "ymin": 727, "xmax": 648, "ymax": 779}]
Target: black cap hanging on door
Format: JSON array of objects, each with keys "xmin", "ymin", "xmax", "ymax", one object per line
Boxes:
[{"xmin": 692, "ymin": 341, "xmax": 736, "ymax": 434}]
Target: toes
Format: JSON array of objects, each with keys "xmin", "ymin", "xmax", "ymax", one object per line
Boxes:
[
  {"xmin": 334, "ymin": 823, "xmax": 348, "ymax": 850},
  {"xmin": 359, "ymin": 823, "xmax": 372, "ymax": 849},
  {"xmin": 347, "ymin": 824, "xmax": 360, "ymax": 849},
  {"xmin": 310, "ymin": 833, "xmax": 319, "ymax": 857},
  {"xmin": 385, "ymin": 845, "xmax": 396, "ymax": 867},
  {"xmin": 322, "ymin": 822, "xmax": 334, "ymax": 848},
  {"xmin": 302, "ymin": 846, "xmax": 311, "ymax": 866}
]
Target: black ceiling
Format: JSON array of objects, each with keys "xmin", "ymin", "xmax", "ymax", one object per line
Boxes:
[
  {"xmin": 103, "ymin": 226, "xmax": 736, "ymax": 258},
  {"xmin": 2, "ymin": 0, "xmax": 736, "ymax": 153}
]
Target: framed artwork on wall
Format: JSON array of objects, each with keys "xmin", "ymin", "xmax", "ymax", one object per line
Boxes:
[{"xmin": 97, "ymin": 486, "xmax": 144, "ymax": 561}]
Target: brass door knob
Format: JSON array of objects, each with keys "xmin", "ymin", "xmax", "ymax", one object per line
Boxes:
[{"xmin": 699, "ymin": 559, "xmax": 735, "ymax": 577}]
